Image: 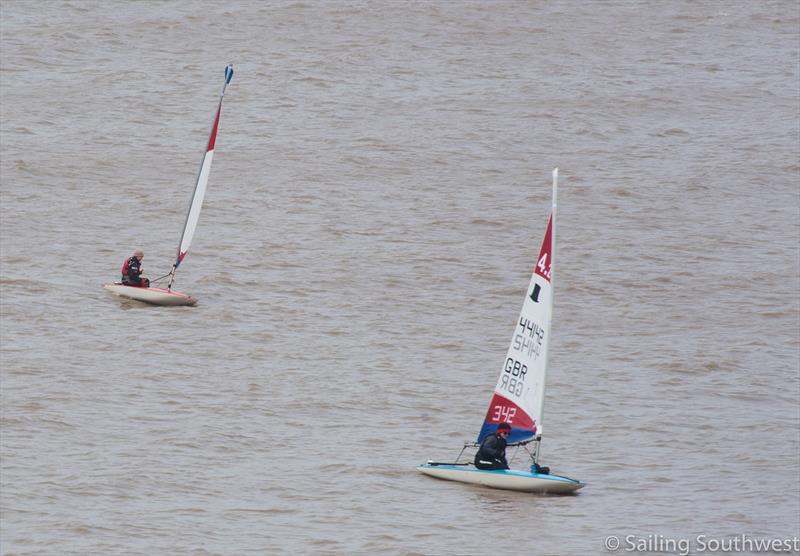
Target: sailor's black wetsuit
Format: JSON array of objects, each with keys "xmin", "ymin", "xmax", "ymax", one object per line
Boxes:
[{"xmin": 474, "ymin": 433, "xmax": 509, "ymax": 470}]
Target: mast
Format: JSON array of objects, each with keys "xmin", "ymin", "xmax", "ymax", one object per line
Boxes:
[
  {"xmin": 167, "ymin": 64, "xmax": 234, "ymax": 290},
  {"xmin": 532, "ymin": 168, "xmax": 557, "ymax": 464}
]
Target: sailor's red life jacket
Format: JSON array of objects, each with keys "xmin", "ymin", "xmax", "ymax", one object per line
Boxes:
[{"xmin": 121, "ymin": 256, "xmax": 142, "ymax": 284}]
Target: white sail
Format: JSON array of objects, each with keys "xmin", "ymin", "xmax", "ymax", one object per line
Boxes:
[
  {"xmin": 175, "ymin": 147, "xmax": 214, "ymax": 268},
  {"xmin": 169, "ymin": 64, "xmax": 233, "ymax": 288},
  {"xmin": 478, "ymin": 169, "xmax": 557, "ymax": 445}
]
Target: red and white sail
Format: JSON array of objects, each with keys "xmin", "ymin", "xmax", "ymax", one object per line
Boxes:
[
  {"xmin": 169, "ymin": 64, "xmax": 234, "ymax": 288},
  {"xmin": 478, "ymin": 169, "xmax": 558, "ymax": 444}
]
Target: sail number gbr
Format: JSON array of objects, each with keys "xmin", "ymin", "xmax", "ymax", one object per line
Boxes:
[{"xmin": 500, "ymin": 357, "xmax": 527, "ymax": 396}]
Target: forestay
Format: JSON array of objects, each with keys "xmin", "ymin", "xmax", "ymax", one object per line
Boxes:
[{"xmin": 478, "ymin": 169, "xmax": 557, "ymax": 445}]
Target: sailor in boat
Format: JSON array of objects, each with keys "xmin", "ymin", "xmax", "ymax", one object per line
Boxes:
[
  {"xmin": 120, "ymin": 249, "xmax": 150, "ymax": 288},
  {"xmin": 474, "ymin": 422, "xmax": 511, "ymax": 470}
]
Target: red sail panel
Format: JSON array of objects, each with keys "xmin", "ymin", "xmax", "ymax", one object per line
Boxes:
[
  {"xmin": 533, "ymin": 214, "xmax": 553, "ymax": 282},
  {"xmin": 478, "ymin": 392, "xmax": 537, "ymax": 443},
  {"xmin": 206, "ymin": 105, "xmax": 222, "ymax": 151}
]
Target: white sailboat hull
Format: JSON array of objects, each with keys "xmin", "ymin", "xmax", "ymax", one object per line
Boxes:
[
  {"xmin": 103, "ymin": 284, "xmax": 197, "ymax": 306},
  {"xmin": 417, "ymin": 464, "xmax": 583, "ymax": 494}
]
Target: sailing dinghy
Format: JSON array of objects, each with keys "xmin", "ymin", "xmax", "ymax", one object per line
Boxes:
[
  {"xmin": 104, "ymin": 65, "xmax": 234, "ymax": 307},
  {"xmin": 418, "ymin": 169, "xmax": 583, "ymax": 494}
]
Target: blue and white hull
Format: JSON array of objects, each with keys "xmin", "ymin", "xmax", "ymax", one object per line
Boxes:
[{"xmin": 417, "ymin": 463, "xmax": 583, "ymax": 494}]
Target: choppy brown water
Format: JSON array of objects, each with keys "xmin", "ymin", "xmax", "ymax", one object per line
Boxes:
[{"xmin": 1, "ymin": 1, "xmax": 799, "ymax": 555}]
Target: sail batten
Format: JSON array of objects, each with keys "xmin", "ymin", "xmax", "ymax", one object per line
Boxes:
[{"xmin": 478, "ymin": 169, "xmax": 558, "ymax": 445}]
